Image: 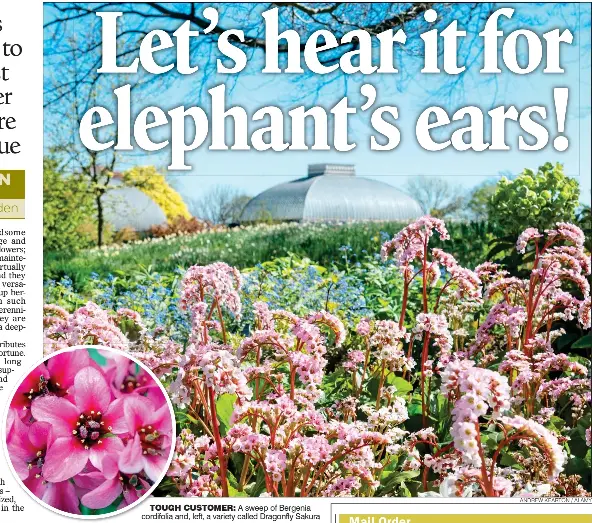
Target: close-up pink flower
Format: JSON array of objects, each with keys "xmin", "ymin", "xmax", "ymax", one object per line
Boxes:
[
  {"xmin": 31, "ymin": 366, "xmax": 126, "ymax": 483},
  {"xmin": 118, "ymin": 395, "xmax": 173, "ymax": 482},
  {"xmin": 5, "ymin": 348, "xmax": 174, "ymax": 515}
]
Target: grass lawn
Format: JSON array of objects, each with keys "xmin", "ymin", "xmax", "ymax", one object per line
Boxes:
[{"xmin": 44, "ymin": 221, "xmax": 494, "ymax": 289}]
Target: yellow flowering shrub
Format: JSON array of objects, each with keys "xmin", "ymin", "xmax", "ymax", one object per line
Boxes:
[{"xmin": 122, "ymin": 166, "xmax": 191, "ymax": 222}]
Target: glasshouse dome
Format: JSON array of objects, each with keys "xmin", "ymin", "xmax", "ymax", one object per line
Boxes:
[
  {"xmin": 240, "ymin": 164, "xmax": 423, "ymax": 223},
  {"xmin": 103, "ymin": 177, "xmax": 167, "ymax": 231}
]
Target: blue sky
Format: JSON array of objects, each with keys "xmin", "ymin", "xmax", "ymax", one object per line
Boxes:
[{"xmin": 44, "ymin": 3, "xmax": 592, "ymax": 204}]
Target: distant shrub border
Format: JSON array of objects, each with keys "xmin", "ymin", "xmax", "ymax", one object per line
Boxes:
[{"xmin": 43, "ymin": 221, "xmax": 496, "ymax": 287}]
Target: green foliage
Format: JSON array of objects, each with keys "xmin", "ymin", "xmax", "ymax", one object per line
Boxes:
[
  {"xmin": 431, "ymin": 221, "xmax": 495, "ymax": 268},
  {"xmin": 216, "ymin": 393, "xmax": 238, "ymax": 436},
  {"xmin": 572, "ymin": 333, "xmax": 592, "ymax": 349},
  {"xmin": 43, "ymin": 156, "xmax": 95, "ymax": 252},
  {"xmin": 576, "ymin": 205, "xmax": 591, "ymax": 252},
  {"xmin": 79, "ymin": 495, "xmax": 123, "ymax": 515},
  {"xmin": 488, "ymin": 162, "xmax": 580, "ymax": 235}
]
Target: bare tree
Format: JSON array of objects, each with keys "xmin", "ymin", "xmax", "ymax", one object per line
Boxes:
[
  {"xmin": 465, "ymin": 179, "xmax": 498, "ymax": 221},
  {"xmin": 190, "ymin": 185, "xmax": 251, "ymax": 224},
  {"xmin": 44, "ymin": 3, "xmax": 584, "ymax": 109},
  {"xmin": 45, "ymin": 25, "xmax": 171, "ymax": 246},
  {"xmin": 44, "ymin": 32, "xmax": 121, "ymax": 246},
  {"xmin": 44, "ymin": 3, "xmax": 432, "ymax": 99},
  {"xmin": 406, "ymin": 177, "xmax": 465, "ymax": 218},
  {"xmin": 43, "ymin": 3, "xmax": 512, "ymax": 108}
]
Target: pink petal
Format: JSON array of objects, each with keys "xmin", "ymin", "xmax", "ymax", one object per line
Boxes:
[
  {"xmin": 151, "ymin": 403, "xmax": 173, "ymax": 435},
  {"xmin": 24, "ymin": 473, "xmax": 47, "ymax": 498},
  {"xmin": 103, "ymin": 397, "xmax": 129, "ymax": 434},
  {"xmin": 6, "ymin": 415, "xmax": 36, "ymax": 461},
  {"xmin": 143, "ymin": 454, "xmax": 168, "ymax": 483},
  {"xmin": 136, "ymin": 384, "xmax": 163, "ymax": 401},
  {"xmin": 118, "ymin": 434, "xmax": 143, "ymax": 475},
  {"xmin": 5, "ymin": 408, "xmax": 16, "ymax": 437},
  {"xmin": 73, "ymin": 471, "xmax": 105, "ymax": 491},
  {"xmin": 43, "ymin": 437, "xmax": 88, "ymax": 482},
  {"xmin": 81, "ymin": 478, "xmax": 122, "ymax": 510},
  {"xmin": 47, "ymin": 349, "xmax": 91, "ymax": 390},
  {"xmin": 42, "ymin": 480, "xmax": 81, "ymax": 515},
  {"xmin": 122, "ymin": 486, "xmax": 142, "ymax": 506},
  {"xmin": 74, "ymin": 366, "xmax": 112, "ymax": 413},
  {"xmin": 12, "ymin": 457, "xmax": 31, "ymax": 481},
  {"xmin": 100, "ymin": 455, "xmax": 120, "ymax": 480},
  {"xmin": 88, "ymin": 435, "xmax": 124, "ymax": 471},
  {"xmin": 31, "ymin": 396, "xmax": 79, "ymax": 437},
  {"xmin": 123, "ymin": 395, "xmax": 152, "ymax": 433},
  {"xmin": 145, "ymin": 386, "xmax": 168, "ymax": 406},
  {"xmin": 28, "ymin": 421, "xmax": 51, "ymax": 449}
]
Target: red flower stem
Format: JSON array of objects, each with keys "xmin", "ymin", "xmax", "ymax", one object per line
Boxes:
[
  {"xmin": 238, "ymin": 454, "xmax": 250, "ymax": 491},
  {"xmin": 304, "ymin": 443, "xmax": 375, "ymax": 496},
  {"xmin": 287, "ymin": 450, "xmax": 302, "ymax": 496},
  {"xmin": 422, "ymin": 238, "xmax": 429, "ymax": 313},
  {"xmin": 523, "ymin": 240, "xmax": 543, "ymax": 355},
  {"xmin": 255, "ymin": 347, "xmax": 261, "ymax": 399},
  {"xmin": 399, "ymin": 280, "xmax": 409, "ymax": 329},
  {"xmin": 434, "ymin": 277, "xmax": 455, "ymax": 312},
  {"xmin": 421, "ymin": 332, "xmax": 431, "ymax": 428},
  {"xmin": 215, "ymin": 299, "xmax": 228, "ymax": 344},
  {"xmin": 490, "ymin": 433, "xmax": 526, "ymax": 480},
  {"xmin": 300, "ymin": 465, "xmax": 311, "ymax": 496},
  {"xmin": 475, "ymin": 423, "xmax": 494, "ymax": 496},
  {"xmin": 208, "ymin": 387, "xmax": 229, "ymax": 497}
]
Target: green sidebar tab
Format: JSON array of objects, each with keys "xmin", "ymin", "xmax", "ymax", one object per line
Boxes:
[{"xmin": 0, "ymin": 170, "xmax": 25, "ymax": 218}]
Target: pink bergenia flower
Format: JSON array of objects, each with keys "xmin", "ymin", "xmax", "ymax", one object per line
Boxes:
[
  {"xmin": 6, "ymin": 416, "xmax": 53, "ymax": 481},
  {"xmin": 76, "ymin": 455, "xmax": 149, "ymax": 510},
  {"xmin": 307, "ymin": 311, "xmax": 346, "ymax": 347},
  {"xmin": 10, "ymin": 351, "xmax": 93, "ymax": 415},
  {"xmin": 516, "ymin": 228, "xmax": 543, "ymax": 253},
  {"xmin": 264, "ymin": 449, "xmax": 287, "ymax": 482},
  {"xmin": 31, "ymin": 366, "xmax": 125, "ymax": 482},
  {"xmin": 43, "ymin": 302, "xmax": 130, "ymax": 354},
  {"xmin": 197, "ymin": 348, "xmax": 253, "ymax": 400},
  {"xmin": 547, "ymin": 222, "xmax": 585, "ymax": 247},
  {"xmin": 46, "ymin": 349, "xmax": 95, "ymax": 395},
  {"xmin": 381, "ymin": 216, "xmax": 449, "ymax": 276},
  {"xmin": 10, "ymin": 364, "xmax": 50, "ymax": 413},
  {"xmin": 356, "ymin": 318, "xmax": 371, "ymax": 336},
  {"xmin": 343, "ymin": 350, "xmax": 365, "ymax": 371},
  {"xmin": 180, "ymin": 262, "xmax": 242, "ymax": 317},
  {"xmin": 253, "ymin": 301, "xmax": 275, "ymax": 330},
  {"xmin": 100, "ymin": 350, "xmax": 159, "ymax": 397},
  {"xmin": 118, "ymin": 395, "xmax": 173, "ymax": 482},
  {"xmin": 6, "ymin": 415, "xmax": 80, "ymax": 513},
  {"xmin": 499, "ymin": 415, "xmax": 566, "ymax": 481},
  {"xmin": 579, "ymin": 297, "xmax": 591, "ymax": 330},
  {"xmin": 38, "ymin": 479, "xmax": 81, "ymax": 514}
]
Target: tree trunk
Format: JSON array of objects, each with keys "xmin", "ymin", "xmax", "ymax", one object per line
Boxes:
[{"xmin": 96, "ymin": 194, "xmax": 104, "ymax": 247}]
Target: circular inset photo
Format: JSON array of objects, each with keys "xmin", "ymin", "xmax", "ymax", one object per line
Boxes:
[{"xmin": 4, "ymin": 346, "xmax": 175, "ymax": 517}]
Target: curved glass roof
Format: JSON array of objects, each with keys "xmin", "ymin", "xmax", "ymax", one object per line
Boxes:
[
  {"xmin": 103, "ymin": 180, "xmax": 167, "ymax": 231},
  {"xmin": 240, "ymin": 164, "xmax": 423, "ymax": 222}
]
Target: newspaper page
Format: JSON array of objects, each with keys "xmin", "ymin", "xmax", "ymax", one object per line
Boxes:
[{"xmin": 0, "ymin": 1, "xmax": 591, "ymax": 522}]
